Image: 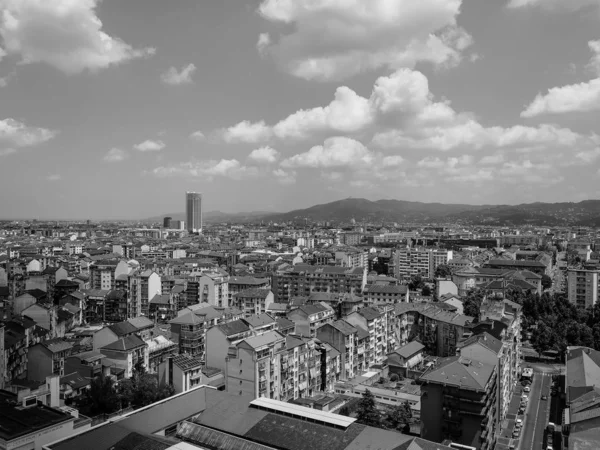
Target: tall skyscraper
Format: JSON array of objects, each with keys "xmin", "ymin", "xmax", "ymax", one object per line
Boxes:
[
  {"xmin": 186, "ymin": 192, "xmax": 202, "ymax": 233},
  {"xmin": 163, "ymin": 216, "xmax": 172, "ymax": 228}
]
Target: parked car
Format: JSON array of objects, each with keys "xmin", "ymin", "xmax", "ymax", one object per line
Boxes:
[
  {"xmin": 541, "ymin": 394, "xmax": 548, "ymax": 400},
  {"xmin": 524, "ymin": 386, "xmax": 531, "ymax": 393},
  {"xmin": 513, "ymin": 428, "xmax": 521, "ymax": 439}
]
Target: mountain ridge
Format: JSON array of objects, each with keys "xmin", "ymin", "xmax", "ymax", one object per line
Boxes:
[{"xmin": 144, "ymin": 198, "xmax": 600, "ymax": 226}]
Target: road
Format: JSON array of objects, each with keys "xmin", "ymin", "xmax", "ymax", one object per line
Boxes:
[{"xmin": 519, "ymin": 368, "xmax": 552, "ymax": 450}]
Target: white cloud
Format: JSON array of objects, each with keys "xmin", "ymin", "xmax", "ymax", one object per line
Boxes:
[
  {"xmin": 506, "ymin": 0, "xmax": 600, "ymax": 11},
  {"xmin": 257, "ymin": 33, "xmax": 271, "ymax": 55},
  {"xmin": 521, "ymin": 40, "xmax": 600, "ymax": 117},
  {"xmin": 134, "ymin": 139, "xmax": 165, "ymax": 152},
  {"xmin": 190, "ymin": 131, "xmax": 205, "ymax": 141},
  {"xmin": 576, "ymin": 147, "xmax": 600, "ymax": 163},
  {"xmin": 219, "ymin": 68, "xmax": 585, "ymax": 152},
  {"xmin": 273, "ymin": 86, "xmax": 374, "ymax": 139},
  {"xmin": 46, "ymin": 174, "xmax": 61, "ymax": 181},
  {"xmin": 220, "ymin": 120, "xmax": 273, "ymax": 144},
  {"xmin": 0, "ymin": 148, "xmax": 16, "ymax": 156},
  {"xmin": 521, "ymin": 79, "xmax": 600, "ymax": 117},
  {"xmin": 479, "ymin": 154, "xmax": 505, "ymax": 165},
  {"xmin": 161, "ymin": 63, "xmax": 196, "ymax": 85},
  {"xmin": 248, "ymin": 146, "xmax": 280, "ymax": 164},
  {"xmin": 257, "ymin": 0, "xmax": 473, "ymax": 81},
  {"xmin": 0, "ymin": 0, "xmax": 155, "ymax": 75},
  {"xmin": 151, "ymin": 159, "xmax": 258, "ymax": 181},
  {"xmin": 0, "ymin": 118, "xmax": 57, "ymax": 147},
  {"xmin": 103, "ymin": 147, "xmax": 128, "ymax": 163},
  {"xmin": 273, "ymin": 168, "xmax": 296, "ymax": 184},
  {"xmin": 281, "ymin": 137, "xmax": 375, "ymax": 169},
  {"xmin": 588, "ymin": 40, "xmax": 600, "ymax": 76},
  {"xmin": 0, "ymin": 77, "xmax": 7, "ymax": 88}
]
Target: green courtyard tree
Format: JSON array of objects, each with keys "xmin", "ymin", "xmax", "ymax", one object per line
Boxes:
[
  {"xmin": 434, "ymin": 264, "xmax": 452, "ymax": 279},
  {"xmin": 541, "ymin": 274, "xmax": 553, "ymax": 291},
  {"xmin": 385, "ymin": 401, "xmax": 412, "ymax": 432},
  {"xmin": 355, "ymin": 389, "xmax": 381, "ymax": 427}
]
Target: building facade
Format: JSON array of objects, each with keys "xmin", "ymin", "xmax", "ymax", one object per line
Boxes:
[{"xmin": 186, "ymin": 192, "xmax": 203, "ymax": 233}]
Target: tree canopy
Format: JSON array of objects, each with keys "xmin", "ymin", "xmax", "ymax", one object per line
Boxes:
[
  {"xmin": 434, "ymin": 264, "xmax": 452, "ymax": 279},
  {"xmin": 355, "ymin": 389, "xmax": 381, "ymax": 427},
  {"xmin": 385, "ymin": 401, "xmax": 412, "ymax": 432},
  {"xmin": 541, "ymin": 274, "xmax": 552, "ymax": 291}
]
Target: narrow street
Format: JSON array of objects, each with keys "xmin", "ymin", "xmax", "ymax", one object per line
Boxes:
[{"xmin": 519, "ymin": 367, "xmax": 552, "ymax": 450}]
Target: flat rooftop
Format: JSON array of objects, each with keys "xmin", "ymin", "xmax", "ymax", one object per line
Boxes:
[{"xmin": 0, "ymin": 403, "xmax": 73, "ymax": 442}]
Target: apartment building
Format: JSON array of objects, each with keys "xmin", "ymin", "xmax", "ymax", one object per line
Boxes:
[
  {"xmin": 205, "ymin": 320, "xmax": 253, "ymax": 371},
  {"xmin": 363, "ymin": 284, "xmax": 409, "ymax": 304},
  {"xmin": 567, "ymin": 268, "xmax": 599, "ymax": 308},
  {"xmin": 158, "ymin": 353, "xmax": 204, "ymax": 394},
  {"xmin": 316, "ymin": 320, "xmax": 357, "ymax": 380},
  {"xmin": 345, "ymin": 307, "xmax": 386, "ymax": 367},
  {"xmin": 169, "ymin": 312, "xmax": 208, "ymax": 358},
  {"xmin": 287, "ymin": 303, "xmax": 335, "ymax": 337},
  {"xmin": 272, "ymin": 264, "xmax": 366, "ymax": 303},
  {"xmin": 420, "ymin": 356, "xmax": 499, "ymax": 450},
  {"xmin": 334, "ymin": 249, "xmax": 368, "ymax": 269},
  {"xmin": 393, "ymin": 248, "xmax": 453, "ymax": 279},
  {"xmin": 197, "ymin": 271, "xmax": 229, "ymax": 306},
  {"xmin": 228, "ymin": 276, "xmax": 271, "ymax": 306},
  {"xmin": 478, "ymin": 297, "xmax": 522, "ymax": 401},
  {"xmin": 128, "ymin": 269, "xmax": 161, "ymax": 317},
  {"xmin": 27, "ymin": 339, "xmax": 74, "ymax": 380},
  {"xmin": 320, "ymin": 342, "xmax": 342, "ymax": 392},
  {"xmin": 452, "ymin": 267, "xmax": 542, "ymax": 297},
  {"xmin": 89, "ymin": 260, "xmax": 130, "ymax": 291},
  {"xmin": 99, "ymin": 334, "xmax": 149, "ymax": 378},
  {"xmin": 232, "ymin": 288, "xmax": 274, "ymax": 316}
]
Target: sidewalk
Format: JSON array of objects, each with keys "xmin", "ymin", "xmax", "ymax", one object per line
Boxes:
[{"xmin": 496, "ymin": 384, "xmax": 525, "ymax": 450}]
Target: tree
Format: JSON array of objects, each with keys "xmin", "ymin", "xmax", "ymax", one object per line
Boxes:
[
  {"xmin": 463, "ymin": 289, "xmax": 485, "ymax": 319},
  {"xmin": 408, "ymin": 275, "xmax": 425, "ymax": 291},
  {"xmin": 355, "ymin": 389, "xmax": 381, "ymax": 427},
  {"xmin": 541, "ymin": 274, "xmax": 553, "ymax": 291},
  {"xmin": 434, "ymin": 264, "xmax": 452, "ymax": 279},
  {"xmin": 85, "ymin": 374, "xmax": 120, "ymax": 415},
  {"xmin": 421, "ymin": 285, "xmax": 432, "ymax": 297},
  {"xmin": 385, "ymin": 401, "xmax": 412, "ymax": 432}
]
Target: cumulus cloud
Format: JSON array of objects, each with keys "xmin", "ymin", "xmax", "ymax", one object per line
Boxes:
[
  {"xmin": 218, "ymin": 68, "xmax": 584, "ymax": 151},
  {"xmin": 281, "ymin": 137, "xmax": 375, "ymax": 169},
  {"xmin": 0, "ymin": 0, "xmax": 155, "ymax": 75},
  {"xmin": 190, "ymin": 131, "xmax": 205, "ymax": 141},
  {"xmin": 0, "ymin": 118, "xmax": 57, "ymax": 147},
  {"xmin": 575, "ymin": 147, "xmax": 600, "ymax": 163},
  {"xmin": 103, "ymin": 147, "xmax": 128, "ymax": 163},
  {"xmin": 273, "ymin": 168, "xmax": 296, "ymax": 185},
  {"xmin": 219, "ymin": 120, "xmax": 273, "ymax": 144},
  {"xmin": 257, "ymin": 33, "xmax": 271, "ymax": 55},
  {"xmin": 151, "ymin": 159, "xmax": 258, "ymax": 181},
  {"xmin": 521, "ymin": 41, "xmax": 600, "ymax": 117},
  {"xmin": 0, "ymin": 148, "xmax": 16, "ymax": 156},
  {"xmin": 161, "ymin": 63, "xmax": 196, "ymax": 85},
  {"xmin": 248, "ymin": 146, "xmax": 280, "ymax": 164},
  {"xmin": 134, "ymin": 139, "xmax": 165, "ymax": 152},
  {"xmin": 256, "ymin": 0, "xmax": 473, "ymax": 81},
  {"xmin": 46, "ymin": 174, "xmax": 61, "ymax": 181}
]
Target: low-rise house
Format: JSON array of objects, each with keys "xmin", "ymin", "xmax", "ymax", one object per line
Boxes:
[
  {"xmin": 64, "ymin": 350, "xmax": 105, "ymax": 379},
  {"xmin": 363, "ymin": 284, "xmax": 409, "ymax": 304},
  {"xmin": 158, "ymin": 353, "xmax": 204, "ymax": 394},
  {"xmin": 99, "ymin": 335, "xmax": 148, "ymax": 378},
  {"xmin": 387, "ymin": 341, "xmax": 426, "ymax": 379},
  {"xmin": 92, "ymin": 321, "xmax": 138, "ymax": 351},
  {"xmin": 59, "ymin": 373, "xmax": 90, "ymax": 405}
]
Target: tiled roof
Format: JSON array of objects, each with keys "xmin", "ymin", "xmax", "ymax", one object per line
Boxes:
[
  {"xmin": 60, "ymin": 372, "xmax": 90, "ymax": 390},
  {"xmin": 355, "ymin": 326, "xmax": 370, "ymax": 340},
  {"xmin": 275, "ymin": 317, "xmax": 295, "ymax": 330},
  {"xmin": 243, "ymin": 313, "xmax": 276, "ymax": 328},
  {"xmin": 458, "ymin": 332, "xmax": 503, "ymax": 355},
  {"xmin": 43, "ymin": 338, "xmax": 74, "ymax": 353},
  {"xmin": 100, "ymin": 335, "xmax": 146, "ymax": 352},
  {"xmin": 169, "ymin": 311, "xmax": 205, "ymax": 325},
  {"xmin": 234, "ymin": 288, "xmax": 272, "ymax": 299},
  {"xmin": 127, "ymin": 316, "xmax": 154, "ymax": 330},
  {"xmin": 228, "ymin": 276, "xmax": 270, "ymax": 285},
  {"xmin": 393, "ymin": 341, "xmax": 426, "ymax": 359},
  {"xmin": 217, "ymin": 319, "xmax": 250, "ymax": 337},
  {"xmin": 421, "ymin": 356, "xmax": 495, "ymax": 391},
  {"xmin": 357, "ymin": 306, "xmax": 383, "ymax": 321},
  {"xmin": 329, "ymin": 319, "xmax": 357, "ymax": 336},
  {"xmin": 171, "ymin": 354, "xmax": 202, "ymax": 372},
  {"xmin": 108, "ymin": 321, "xmax": 138, "ymax": 337},
  {"xmin": 365, "ymin": 285, "xmax": 408, "ymax": 294},
  {"xmin": 241, "ymin": 331, "xmax": 284, "ymax": 349}
]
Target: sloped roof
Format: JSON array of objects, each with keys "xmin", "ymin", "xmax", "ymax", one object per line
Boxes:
[
  {"xmin": 169, "ymin": 311, "xmax": 205, "ymax": 326},
  {"xmin": 357, "ymin": 306, "xmax": 382, "ymax": 321},
  {"xmin": 217, "ymin": 320, "xmax": 251, "ymax": 337},
  {"xmin": 101, "ymin": 335, "xmax": 146, "ymax": 352},
  {"xmin": 421, "ymin": 356, "xmax": 495, "ymax": 391},
  {"xmin": 275, "ymin": 317, "xmax": 295, "ymax": 330},
  {"xmin": 43, "ymin": 338, "xmax": 74, "ymax": 353},
  {"xmin": 243, "ymin": 313, "xmax": 276, "ymax": 329},
  {"xmin": 329, "ymin": 320, "xmax": 357, "ymax": 336},
  {"xmin": 60, "ymin": 372, "xmax": 90, "ymax": 390},
  {"xmin": 127, "ymin": 316, "xmax": 154, "ymax": 330},
  {"xmin": 108, "ymin": 321, "xmax": 138, "ymax": 336},
  {"xmin": 365, "ymin": 285, "xmax": 408, "ymax": 294},
  {"xmin": 240, "ymin": 331, "xmax": 284, "ymax": 350},
  {"xmin": 171, "ymin": 354, "xmax": 203, "ymax": 372},
  {"xmin": 393, "ymin": 341, "xmax": 426, "ymax": 359},
  {"xmin": 458, "ymin": 332, "xmax": 503, "ymax": 355}
]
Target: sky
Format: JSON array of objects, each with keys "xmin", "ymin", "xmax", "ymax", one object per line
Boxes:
[{"xmin": 1, "ymin": 0, "xmax": 600, "ymax": 220}]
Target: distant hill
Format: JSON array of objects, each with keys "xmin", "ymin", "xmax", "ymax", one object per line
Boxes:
[{"xmin": 144, "ymin": 198, "xmax": 600, "ymax": 226}]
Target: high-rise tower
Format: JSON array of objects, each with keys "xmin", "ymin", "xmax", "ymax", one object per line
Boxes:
[{"xmin": 186, "ymin": 192, "xmax": 202, "ymax": 233}]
